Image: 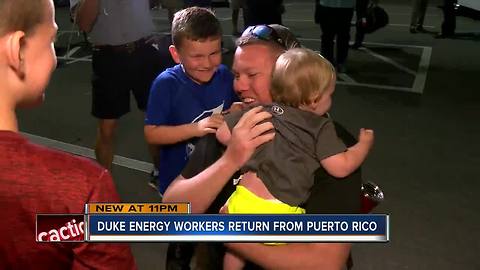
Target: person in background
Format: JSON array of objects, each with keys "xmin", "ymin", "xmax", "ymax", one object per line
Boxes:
[
  {"xmin": 72, "ymin": 0, "xmax": 165, "ymax": 176},
  {"xmin": 316, "ymin": 0, "xmax": 355, "ymax": 73},
  {"xmin": 160, "ymin": 0, "xmax": 185, "ymax": 23},
  {"xmin": 184, "ymin": 0, "xmax": 212, "ymax": 8},
  {"xmin": 0, "ymin": 0, "xmax": 136, "ymax": 268},
  {"xmin": 352, "ymin": 0, "xmax": 379, "ymax": 48},
  {"xmin": 163, "ymin": 24, "xmax": 361, "ymax": 270},
  {"xmin": 436, "ymin": 0, "xmax": 456, "ymax": 38},
  {"xmin": 230, "ymin": 0, "xmax": 245, "ymax": 36},
  {"xmin": 410, "ymin": 0, "xmax": 429, "ymax": 33},
  {"xmin": 243, "ymin": 0, "xmax": 284, "ymax": 27}
]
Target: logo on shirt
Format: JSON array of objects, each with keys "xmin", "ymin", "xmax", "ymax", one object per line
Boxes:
[{"xmin": 271, "ymin": 105, "xmax": 284, "ymax": 115}]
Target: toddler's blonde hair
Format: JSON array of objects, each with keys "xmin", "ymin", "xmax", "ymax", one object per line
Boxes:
[{"xmin": 271, "ymin": 48, "xmax": 335, "ymax": 107}]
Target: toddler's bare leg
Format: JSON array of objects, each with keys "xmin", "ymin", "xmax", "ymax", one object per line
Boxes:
[{"xmin": 223, "ymin": 250, "xmax": 245, "ymax": 270}]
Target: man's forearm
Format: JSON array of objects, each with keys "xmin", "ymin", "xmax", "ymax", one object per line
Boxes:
[
  {"xmin": 144, "ymin": 124, "xmax": 199, "ymax": 145},
  {"xmin": 162, "ymin": 155, "xmax": 239, "ymax": 213},
  {"xmin": 74, "ymin": 0, "xmax": 99, "ymax": 33},
  {"xmin": 163, "ymin": 107, "xmax": 274, "ymax": 213},
  {"xmin": 227, "ymin": 242, "xmax": 351, "ymax": 270}
]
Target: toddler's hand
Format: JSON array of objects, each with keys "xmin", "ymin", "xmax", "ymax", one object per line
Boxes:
[
  {"xmin": 219, "ymin": 203, "xmax": 229, "ymax": 214},
  {"xmin": 359, "ymin": 128, "xmax": 374, "ymax": 148}
]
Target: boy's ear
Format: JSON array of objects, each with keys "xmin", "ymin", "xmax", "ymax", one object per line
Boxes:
[
  {"xmin": 168, "ymin": 45, "xmax": 181, "ymax": 64},
  {"xmin": 6, "ymin": 31, "xmax": 26, "ymax": 78}
]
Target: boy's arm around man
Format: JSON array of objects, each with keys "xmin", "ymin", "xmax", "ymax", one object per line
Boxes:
[{"xmin": 144, "ymin": 69, "xmax": 227, "ymax": 145}]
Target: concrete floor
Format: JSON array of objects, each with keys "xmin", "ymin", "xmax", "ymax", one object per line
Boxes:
[{"xmin": 18, "ymin": 0, "xmax": 480, "ymax": 269}]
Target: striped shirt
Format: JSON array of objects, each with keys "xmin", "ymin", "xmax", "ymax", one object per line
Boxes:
[{"xmin": 71, "ymin": 0, "xmax": 155, "ymax": 45}]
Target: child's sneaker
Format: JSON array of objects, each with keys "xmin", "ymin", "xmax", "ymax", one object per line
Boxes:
[
  {"xmin": 148, "ymin": 168, "xmax": 159, "ymax": 191},
  {"xmin": 148, "ymin": 179, "xmax": 158, "ymax": 191}
]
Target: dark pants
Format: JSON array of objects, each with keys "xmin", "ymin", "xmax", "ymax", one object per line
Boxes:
[
  {"xmin": 184, "ymin": 0, "xmax": 212, "ymax": 7},
  {"xmin": 410, "ymin": 0, "xmax": 429, "ymax": 27},
  {"xmin": 244, "ymin": 0, "xmax": 283, "ymax": 27},
  {"xmin": 441, "ymin": 0, "xmax": 456, "ymax": 35},
  {"xmin": 166, "ymin": 242, "xmax": 195, "ymax": 270},
  {"xmin": 354, "ymin": 0, "xmax": 369, "ymax": 46},
  {"xmin": 91, "ymin": 35, "xmax": 175, "ymax": 119},
  {"xmin": 318, "ymin": 5, "xmax": 354, "ymax": 66},
  {"xmin": 354, "ymin": 21, "xmax": 365, "ymax": 46}
]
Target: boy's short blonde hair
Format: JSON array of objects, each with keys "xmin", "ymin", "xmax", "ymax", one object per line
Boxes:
[
  {"xmin": 271, "ymin": 48, "xmax": 335, "ymax": 107},
  {"xmin": 0, "ymin": 0, "xmax": 46, "ymax": 36},
  {"xmin": 171, "ymin": 7, "xmax": 222, "ymax": 48}
]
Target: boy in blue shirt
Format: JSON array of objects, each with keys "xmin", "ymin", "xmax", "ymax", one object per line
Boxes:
[{"xmin": 145, "ymin": 7, "xmax": 238, "ymax": 194}]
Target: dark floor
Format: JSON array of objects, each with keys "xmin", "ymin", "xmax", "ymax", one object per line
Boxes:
[{"xmin": 18, "ymin": 0, "xmax": 480, "ymax": 269}]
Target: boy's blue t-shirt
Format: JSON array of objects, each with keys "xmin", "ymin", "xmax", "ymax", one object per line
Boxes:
[{"xmin": 145, "ymin": 64, "xmax": 237, "ymax": 192}]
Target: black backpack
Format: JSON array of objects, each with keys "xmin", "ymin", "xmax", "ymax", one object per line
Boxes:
[{"xmin": 364, "ymin": 4, "xmax": 389, "ymax": 33}]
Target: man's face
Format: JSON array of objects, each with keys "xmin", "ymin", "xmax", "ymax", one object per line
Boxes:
[
  {"xmin": 232, "ymin": 44, "xmax": 277, "ymax": 105},
  {"xmin": 170, "ymin": 37, "xmax": 222, "ymax": 84},
  {"xmin": 21, "ymin": 0, "xmax": 57, "ymax": 106}
]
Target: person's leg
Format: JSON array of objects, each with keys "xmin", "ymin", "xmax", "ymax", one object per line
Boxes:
[
  {"xmin": 95, "ymin": 119, "xmax": 117, "ymax": 170},
  {"xmin": 245, "ymin": 0, "xmax": 279, "ymax": 26},
  {"xmin": 336, "ymin": 8, "xmax": 354, "ymax": 70},
  {"xmin": 91, "ymin": 49, "xmax": 130, "ymax": 170},
  {"xmin": 185, "ymin": 0, "xmax": 211, "ymax": 8},
  {"xmin": 353, "ymin": 0, "xmax": 367, "ymax": 48},
  {"xmin": 353, "ymin": 20, "xmax": 365, "ymax": 48},
  {"xmin": 417, "ymin": 0, "xmax": 429, "ymax": 29},
  {"xmin": 231, "ymin": 0, "xmax": 241, "ymax": 35},
  {"xmin": 271, "ymin": 0, "xmax": 284, "ymax": 25},
  {"xmin": 410, "ymin": 0, "xmax": 420, "ymax": 26},
  {"xmin": 167, "ymin": 8, "xmax": 175, "ymax": 24},
  {"xmin": 163, "ymin": 0, "xmax": 183, "ymax": 24},
  {"xmin": 232, "ymin": 8, "xmax": 240, "ymax": 35},
  {"xmin": 410, "ymin": 0, "xmax": 422, "ymax": 32},
  {"xmin": 243, "ymin": 0, "xmax": 255, "ymax": 28},
  {"xmin": 319, "ymin": 5, "xmax": 335, "ymax": 65},
  {"xmin": 166, "ymin": 242, "xmax": 196, "ymax": 270},
  {"xmin": 441, "ymin": 0, "xmax": 455, "ymax": 36},
  {"xmin": 147, "ymin": 142, "xmax": 160, "ymax": 189}
]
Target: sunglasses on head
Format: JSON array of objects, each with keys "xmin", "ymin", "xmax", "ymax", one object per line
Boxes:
[{"xmin": 242, "ymin": 25, "xmax": 286, "ymax": 48}]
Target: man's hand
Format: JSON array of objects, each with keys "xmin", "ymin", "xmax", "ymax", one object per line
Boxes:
[
  {"xmin": 223, "ymin": 106, "xmax": 275, "ymax": 170},
  {"xmin": 195, "ymin": 114, "xmax": 224, "ymax": 137}
]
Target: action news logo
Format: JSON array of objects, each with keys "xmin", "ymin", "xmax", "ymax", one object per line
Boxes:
[{"xmin": 36, "ymin": 214, "xmax": 85, "ymax": 242}]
